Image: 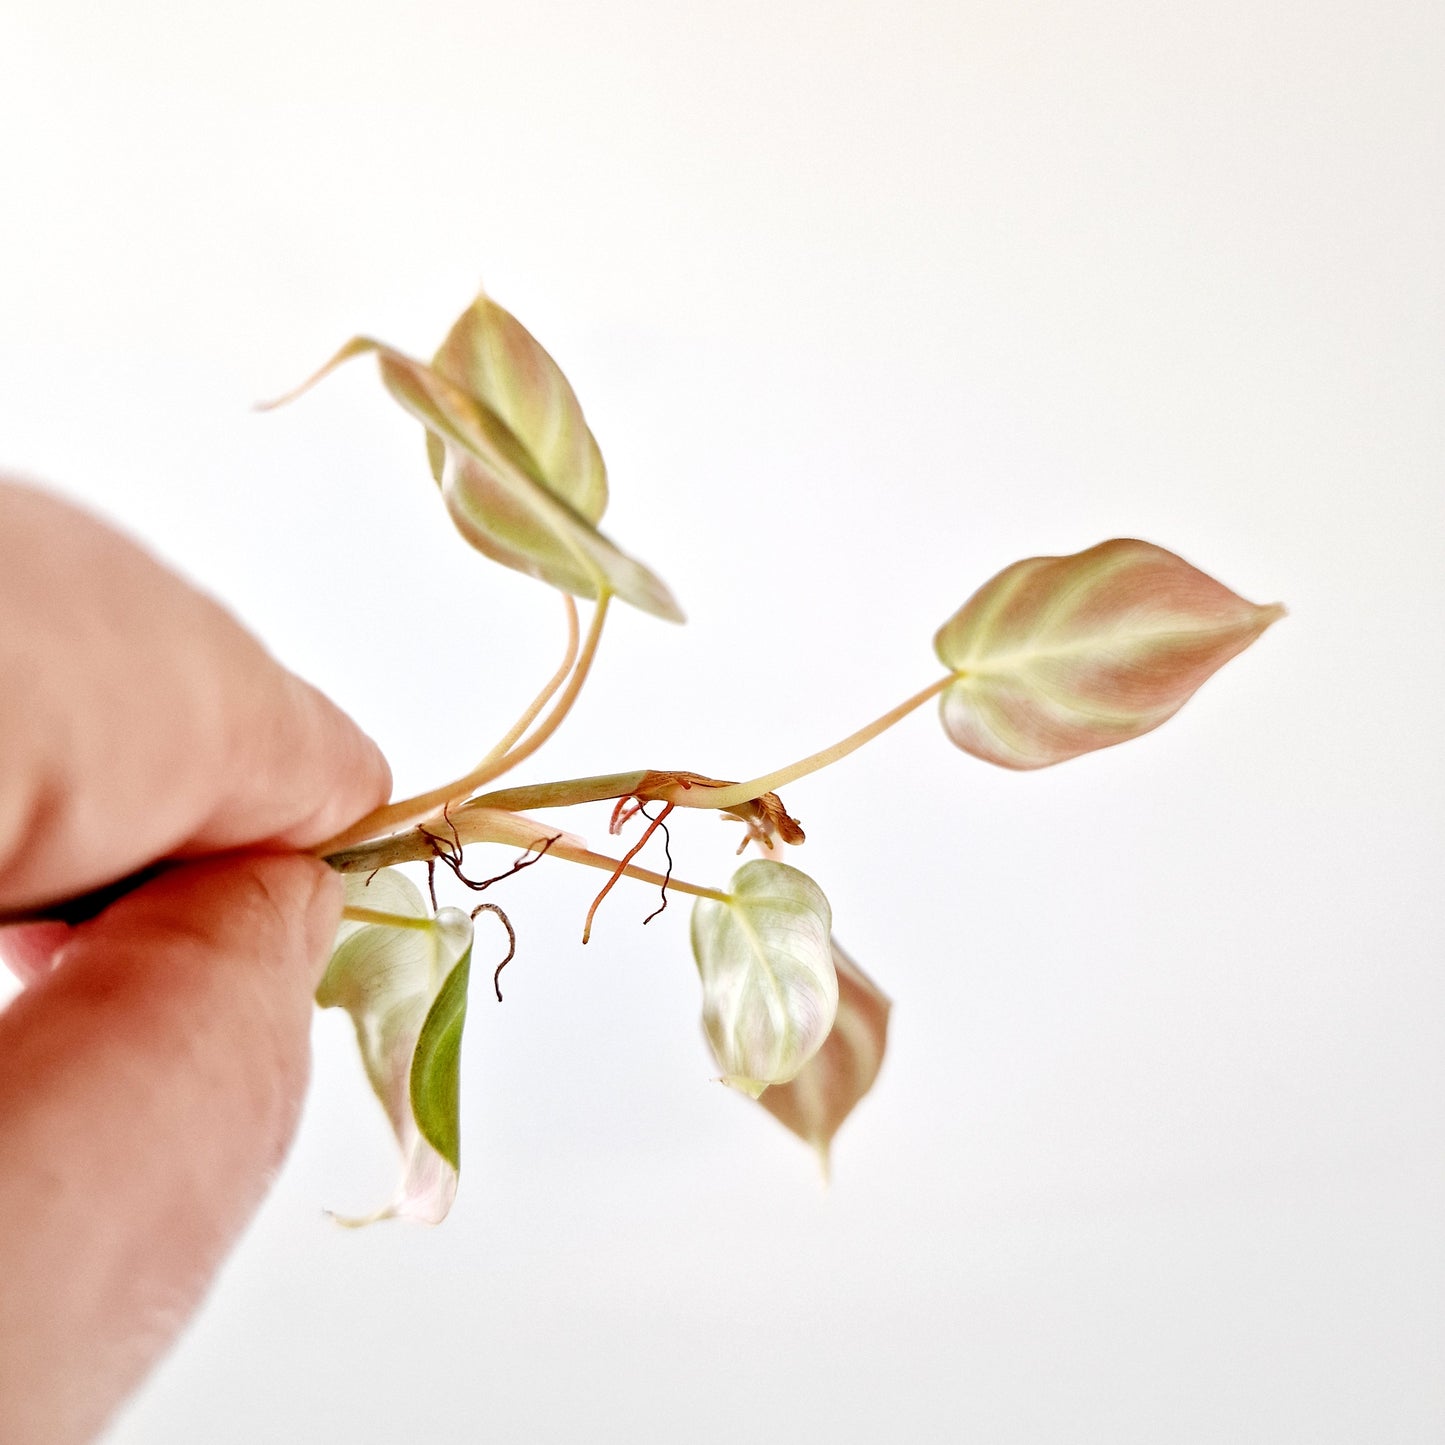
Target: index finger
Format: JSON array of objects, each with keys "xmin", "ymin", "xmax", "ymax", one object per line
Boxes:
[{"xmin": 0, "ymin": 481, "xmax": 391, "ymax": 911}]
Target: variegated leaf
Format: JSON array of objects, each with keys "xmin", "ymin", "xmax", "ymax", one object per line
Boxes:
[
  {"xmin": 748, "ymin": 941, "xmax": 890, "ymax": 1174},
  {"xmin": 379, "ymin": 344, "xmax": 681, "ymax": 621},
  {"xmin": 317, "ymin": 870, "xmax": 474, "ymax": 1226},
  {"xmin": 264, "ymin": 322, "xmax": 681, "ymax": 621},
  {"xmin": 427, "ymin": 292, "xmax": 608, "ymax": 525},
  {"xmin": 934, "ymin": 538, "xmax": 1284, "ymax": 769},
  {"xmin": 690, "ymin": 860, "xmax": 837, "ymax": 1097}
]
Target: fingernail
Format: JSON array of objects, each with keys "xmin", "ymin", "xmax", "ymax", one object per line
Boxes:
[{"xmin": 0, "ymin": 922, "xmax": 73, "ymax": 986}]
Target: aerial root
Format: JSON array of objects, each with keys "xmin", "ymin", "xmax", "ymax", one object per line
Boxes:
[
  {"xmin": 469, "ymin": 901, "xmax": 518, "ymax": 1002},
  {"xmin": 638, "ymin": 801, "xmax": 674, "ymax": 926},
  {"xmin": 422, "ymin": 802, "xmax": 560, "ymax": 893},
  {"xmin": 581, "ymin": 800, "xmax": 675, "ymax": 944}
]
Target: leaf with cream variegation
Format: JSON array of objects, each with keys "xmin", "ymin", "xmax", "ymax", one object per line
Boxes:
[
  {"xmin": 317, "ymin": 870, "xmax": 474, "ymax": 1226},
  {"xmin": 690, "ymin": 861, "xmax": 837, "ymax": 1097},
  {"xmin": 426, "ymin": 292, "xmax": 608, "ymax": 526},
  {"xmin": 934, "ymin": 538, "xmax": 1284, "ymax": 769},
  {"xmin": 262, "ymin": 309, "xmax": 681, "ymax": 620}
]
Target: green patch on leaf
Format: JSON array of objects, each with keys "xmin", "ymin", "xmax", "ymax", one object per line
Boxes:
[
  {"xmin": 318, "ymin": 871, "xmax": 475, "ymax": 1225},
  {"xmin": 410, "ymin": 938, "xmax": 472, "ymax": 1171}
]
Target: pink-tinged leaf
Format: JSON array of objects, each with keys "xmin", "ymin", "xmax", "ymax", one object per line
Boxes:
[
  {"xmin": 262, "ymin": 326, "xmax": 682, "ymax": 622},
  {"xmin": 435, "ymin": 445, "xmax": 683, "ymax": 620},
  {"xmin": 751, "ymin": 941, "xmax": 890, "ymax": 1175},
  {"xmin": 933, "ymin": 539, "xmax": 1285, "ymax": 769},
  {"xmin": 317, "ymin": 870, "xmax": 474, "ymax": 1226},
  {"xmin": 428, "ymin": 292, "xmax": 608, "ymax": 526},
  {"xmin": 376, "ymin": 347, "xmax": 681, "ymax": 621}
]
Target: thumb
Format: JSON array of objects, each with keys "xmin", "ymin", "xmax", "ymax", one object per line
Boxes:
[{"xmin": 0, "ymin": 852, "xmax": 341, "ymax": 1445}]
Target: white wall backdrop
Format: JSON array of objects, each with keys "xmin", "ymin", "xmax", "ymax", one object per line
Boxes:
[{"xmin": 1, "ymin": 1, "xmax": 1441, "ymax": 1440}]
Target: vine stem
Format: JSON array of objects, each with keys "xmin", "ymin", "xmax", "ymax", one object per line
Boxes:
[
  {"xmin": 650, "ymin": 673, "xmax": 953, "ymax": 812},
  {"xmin": 0, "ymin": 817, "xmax": 728, "ymax": 929},
  {"xmin": 324, "ymin": 805, "xmax": 729, "ymax": 905},
  {"xmin": 471, "ymin": 594, "xmax": 579, "ymax": 774},
  {"xmin": 484, "ymin": 591, "xmax": 610, "ymax": 778},
  {"xmin": 312, "ymin": 592, "xmax": 610, "ymax": 856},
  {"xmin": 542, "ymin": 837, "xmax": 730, "ymax": 905},
  {"xmin": 465, "ymin": 677, "xmax": 956, "ymax": 821}
]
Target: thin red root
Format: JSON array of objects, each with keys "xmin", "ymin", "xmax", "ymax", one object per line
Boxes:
[
  {"xmin": 609, "ymin": 795, "xmax": 645, "ymax": 835},
  {"xmin": 581, "ymin": 802, "xmax": 674, "ymax": 944}
]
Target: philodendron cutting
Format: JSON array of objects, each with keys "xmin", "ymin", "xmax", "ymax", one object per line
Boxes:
[{"xmin": 267, "ymin": 290, "xmax": 1284, "ymax": 1225}]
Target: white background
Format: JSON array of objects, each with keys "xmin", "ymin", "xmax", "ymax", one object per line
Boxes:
[{"xmin": 1, "ymin": 1, "xmax": 1442, "ymax": 1440}]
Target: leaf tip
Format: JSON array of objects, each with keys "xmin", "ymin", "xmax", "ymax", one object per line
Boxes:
[
  {"xmin": 325, "ymin": 1206, "xmax": 385, "ymax": 1231},
  {"xmin": 254, "ymin": 335, "xmax": 381, "ymax": 413}
]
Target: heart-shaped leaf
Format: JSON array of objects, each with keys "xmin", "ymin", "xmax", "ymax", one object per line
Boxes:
[
  {"xmin": 265, "ymin": 313, "xmax": 682, "ymax": 621},
  {"xmin": 751, "ymin": 941, "xmax": 891, "ymax": 1174},
  {"xmin": 690, "ymin": 860, "xmax": 837, "ymax": 1097},
  {"xmin": 435, "ymin": 443, "xmax": 683, "ymax": 620},
  {"xmin": 317, "ymin": 870, "xmax": 475, "ymax": 1225},
  {"xmin": 382, "ymin": 343, "xmax": 682, "ymax": 620},
  {"xmin": 426, "ymin": 292, "xmax": 608, "ymax": 526},
  {"xmin": 934, "ymin": 538, "xmax": 1285, "ymax": 769}
]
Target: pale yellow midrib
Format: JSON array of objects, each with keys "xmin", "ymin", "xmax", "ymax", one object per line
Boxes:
[{"xmin": 955, "ymin": 616, "xmax": 1258, "ymax": 679}]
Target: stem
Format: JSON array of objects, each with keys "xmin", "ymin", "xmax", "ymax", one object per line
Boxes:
[
  {"xmin": 325, "ymin": 806, "xmax": 728, "ymax": 904},
  {"xmin": 325, "ymin": 805, "xmax": 581, "ymax": 873},
  {"xmin": 341, "ymin": 905, "xmax": 435, "ymax": 931},
  {"xmin": 469, "ymin": 771, "xmax": 650, "ymax": 814},
  {"xmin": 486, "ymin": 591, "xmax": 611, "ymax": 777},
  {"xmin": 669, "ymin": 674, "xmax": 953, "ymax": 812},
  {"xmin": 544, "ymin": 837, "xmax": 730, "ymax": 904},
  {"xmin": 312, "ymin": 592, "xmax": 611, "ymax": 856},
  {"xmin": 471, "ymin": 595, "xmax": 579, "ymax": 774}
]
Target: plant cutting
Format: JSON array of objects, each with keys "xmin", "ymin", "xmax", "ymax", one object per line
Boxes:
[{"xmin": 14, "ymin": 288, "xmax": 1285, "ymax": 1226}]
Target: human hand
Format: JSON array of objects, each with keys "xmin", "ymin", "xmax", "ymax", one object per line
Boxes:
[{"xmin": 0, "ymin": 481, "xmax": 391, "ymax": 1444}]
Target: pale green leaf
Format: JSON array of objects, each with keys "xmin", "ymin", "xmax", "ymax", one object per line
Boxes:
[
  {"xmin": 690, "ymin": 860, "xmax": 837, "ymax": 1096},
  {"xmin": 934, "ymin": 538, "xmax": 1285, "ymax": 769},
  {"xmin": 317, "ymin": 871, "xmax": 475, "ymax": 1225},
  {"xmin": 410, "ymin": 942, "xmax": 471, "ymax": 1170}
]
